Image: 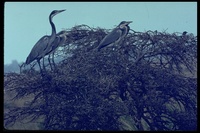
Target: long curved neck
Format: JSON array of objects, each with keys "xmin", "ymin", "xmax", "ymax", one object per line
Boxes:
[
  {"xmin": 121, "ymin": 25, "xmax": 129, "ymax": 38},
  {"xmin": 49, "ymin": 15, "xmax": 57, "ymax": 44}
]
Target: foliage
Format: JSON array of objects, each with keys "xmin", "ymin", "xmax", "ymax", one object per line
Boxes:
[
  {"xmin": 4, "ymin": 25, "xmax": 197, "ymax": 130},
  {"xmin": 4, "ymin": 60, "xmax": 20, "ymax": 73}
]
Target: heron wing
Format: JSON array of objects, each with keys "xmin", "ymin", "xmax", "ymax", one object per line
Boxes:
[
  {"xmin": 58, "ymin": 33, "xmax": 67, "ymax": 46},
  {"xmin": 98, "ymin": 28, "xmax": 122, "ymax": 49},
  {"xmin": 46, "ymin": 36, "xmax": 61, "ymax": 55},
  {"xmin": 26, "ymin": 35, "xmax": 50, "ymax": 64}
]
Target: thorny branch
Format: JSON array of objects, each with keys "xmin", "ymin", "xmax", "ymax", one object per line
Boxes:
[{"xmin": 4, "ymin": 25, "xmax": 197, "ymax": 130}]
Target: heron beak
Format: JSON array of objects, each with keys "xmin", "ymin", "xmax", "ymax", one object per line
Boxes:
[
  {"xmin": 126, "ymin": 21, "xmax": 132, "ymax": 25},
  {"xmin": 58, "ymin": 9, "xmax": 66, "ymax": 13}
]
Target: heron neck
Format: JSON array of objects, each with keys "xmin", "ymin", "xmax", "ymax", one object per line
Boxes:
[
  {"xmin": 49, "ymin": 16, "xmax": 56, "ymax": 43},
  {"xmin": 122, "ymin": 26, "xmax": 129, "ymax": 37}
]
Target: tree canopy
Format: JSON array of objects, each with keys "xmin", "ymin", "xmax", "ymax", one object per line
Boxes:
[{"xmin": 4, "ymin": 25, "xmax": 197, "ymax": 131}]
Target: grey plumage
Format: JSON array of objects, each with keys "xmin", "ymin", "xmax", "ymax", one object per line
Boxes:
[
  {"xmin": 45, "ymin": 30, "xmax": 68, "ymax": 56},
  {"xmin": 25, "ymin": 9, "xmax": 65, "ymax": 72},
  {"xmin": 46, "ymin": 30, "xmax": 68, "ymax": 69},
  {"xmin": 97, "ymin": 21, "xmax": 132, "ymax": 51}
]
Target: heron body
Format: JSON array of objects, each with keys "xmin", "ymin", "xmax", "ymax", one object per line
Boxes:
[
  {"xmin": 45, "ymin": 30, "xmax": 68, "ymax": 56},
  {"xmin": 97, "ymin": 21, "xmax": 132, "ymax": 51},
  {"xmin": 51, "ymin": 31, "xmax": 67, "ymax": 53},
  {"xmin": 26, "ymin": 35, "xmax": 50, "ymax": 65},
  {"xmin": 45, "ymin": 31, "xmax": 68, "ymax": 70},
  {"xmin": 25, "ymin": 9, "xmax": 65, "ymax": 72}
]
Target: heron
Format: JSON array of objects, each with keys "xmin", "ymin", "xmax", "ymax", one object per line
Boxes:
[
  {"xmin": 97, "ymin": 21, "xmax": 132, "ymax": 51},
  {"xmin": 182, "ymin": 31, "xmax": 187, "ymax": 36},
  {"xmin": 25, "ymin": 9, "xmax": 66, "ymax": 72},
  {"xmin": 44, "ymin": 30, "xmax": 68, "ymax": 70}
]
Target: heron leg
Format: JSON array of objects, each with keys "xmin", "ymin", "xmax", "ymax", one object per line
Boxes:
[
  {"xmin": 42, "ymin": 57, "xmax": 46, "ymax": 71},
  {"xmin": 52, "ymin": 52, "xmax": 56, "ymax": 69},
  {"xmin": 48, "ymin": 54, "xmax": 53, "ymax": 71},
  {"xmin": 37, "ymin": 59, "xmax": 43, "ymax": 73}
]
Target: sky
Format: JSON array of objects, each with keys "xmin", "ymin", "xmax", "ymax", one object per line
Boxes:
[{"xmin": 4, "ymin": 2, "xmax": 197, "ymax": 65}]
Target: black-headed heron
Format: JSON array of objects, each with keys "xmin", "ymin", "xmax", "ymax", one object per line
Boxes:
[
  {"xmin": 97, "ymin": 21, "xmax": 132, "ymax": 51},
  {"xmin": 25, "ymin": 9, "xmax": 66, "ymax": 73}
]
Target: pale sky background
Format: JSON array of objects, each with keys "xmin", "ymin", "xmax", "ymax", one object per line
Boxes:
[{"xmin": 4, "ymin": 2, "xmax": 197, "ymax": 65}]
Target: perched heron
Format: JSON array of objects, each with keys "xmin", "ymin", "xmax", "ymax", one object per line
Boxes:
[
  {"xmin": 182, "ymin": 31, "xmax": 187, "ymax": 36},
  {"xmin": 25, "ymin": 9, "xmax": 65, "ymax": 72},
  {"xmin": 45, "ymin": 30, "xmax": 68, "ymax": 70},
  {"xmin": 97, "ymin": 21, "xmax": 132, "ymax": 51}
]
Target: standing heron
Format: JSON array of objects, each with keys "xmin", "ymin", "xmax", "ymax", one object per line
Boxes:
[
  {"xmin": 25, "ymin": 9, "xmax": 66, "ymax": 72},
  {"xmin": 44, "ymin": 30, "xmax": 68, "ymax": 70},
  {"xmin": 97, "ymin": 21, "xmax": 132, "ymax": 51}
]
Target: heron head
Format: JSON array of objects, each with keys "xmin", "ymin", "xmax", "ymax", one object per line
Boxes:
[
  {"xmin": 50, "ymin": 9, "xmax": 66, "ymax": 18},
  {"xmin": 182, "ymin": 31, "xmax": 187, "ymax": 36},
  {"xmin": 118, "ymin": 21, "xmax": 132, "ymax": 29}
]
